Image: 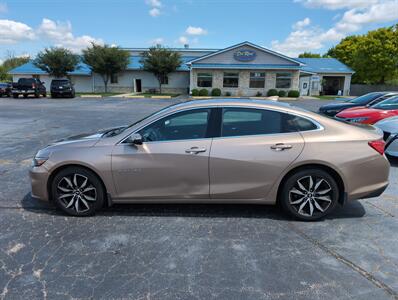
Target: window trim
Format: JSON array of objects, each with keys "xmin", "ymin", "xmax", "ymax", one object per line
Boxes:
[
  {"xmin": 223, "ymin": 72, "xmax": 239, "ymax": 88},
  {"xmin": 118, "ymin": 106, "xmax": 323, "ymax": 144},
  {"xmin": 276, "ymin": 72, "xmax": 292, "ymax": 89},
  {"xmin": 249, "ymin": 72, "xmax": 266, "ymax": 89},
  {"xmin": 197, "ymin": 72, "xmax": 213, "ymax": 88}
]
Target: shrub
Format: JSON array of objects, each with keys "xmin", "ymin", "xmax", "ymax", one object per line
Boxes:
[
  {"xmin": 211, "ymin": 88, "xmax": 221, "ymax": 96},
  {"xmin": 199, "ymin": 89, "xmax": 209, "ymax": 96},
  {"xmin": 278, "ymin": 90, "xmax": 286, "ymax": 97},
  {"xmin": 225, "ymin": 91, "xmax": 231, "ymax": 96},
  {"xmin": 288, "ymin": 90, "xmax": 300, "ymax": 98},
  {"xmin": 256, "ymin": 91, "xmax": 262, "ymax": 97},
  {"xmin": 267, "ymin": 89, "xmax": 278, "ymax": 96},
  {"xmin": 191, "ymin": 89, "xmax": 199, "ymax": 96}
]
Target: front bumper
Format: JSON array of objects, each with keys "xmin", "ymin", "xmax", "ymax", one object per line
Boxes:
[{"xmin": 29, "ymin": 165, "xmax": 50, "ymax": 201}]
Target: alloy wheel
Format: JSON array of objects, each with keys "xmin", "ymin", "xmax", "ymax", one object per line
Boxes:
[
  {"xmin": 288, "ymin": 175, "xmax": 333, "ymax": 217},
  {"xmin": 57, "ymin": 173, "xmax": 97, "ymax": 213}
]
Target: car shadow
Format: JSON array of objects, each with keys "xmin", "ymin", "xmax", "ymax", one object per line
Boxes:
[{"xmin": 21, "ymin": 193, "xmax": 366, "ymax": 221}]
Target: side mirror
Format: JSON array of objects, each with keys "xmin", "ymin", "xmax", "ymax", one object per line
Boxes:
[{"xmin": 126, "ymin": 133, "xmax": 143, "ymax": 145}]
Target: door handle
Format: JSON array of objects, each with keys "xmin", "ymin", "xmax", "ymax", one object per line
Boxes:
[
  {"xmin": 185, "ymin": 147, "xmax": 207, "ymax": 154},
  {"xmin": 270, "ymin": 143, "xmax": 293, "ymax": 151}
]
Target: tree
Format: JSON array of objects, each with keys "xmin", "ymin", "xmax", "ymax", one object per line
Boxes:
[
  {"xmin": 327, "ymin": 24, "xmax": 398, "ymax": 84},
  {"xmin": 34, "ymin": 47, "xmax": 79, "ymax": 78},
  {"xmin": 0, "ymin": 55, "xmax": 30, "ymax": 81},
  {"xmin": 140, "ymin": 45, "xmax": 182, "ymax": 93},
  {"xmin": 298, "ymin": 52, "xmax": 321, "ymax": 58},
  {"xmin": 82, "ymin": 44, "xmax": 130, "ymax": 93}
]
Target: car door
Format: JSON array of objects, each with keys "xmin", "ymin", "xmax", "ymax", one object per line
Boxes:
[
  {"xmin": 209, "ymin": 107, "xmax": 305, "ymax": 200},
  {"xmin": 111, "ymin": 108, "xmax": 213, "ymax": 200}
]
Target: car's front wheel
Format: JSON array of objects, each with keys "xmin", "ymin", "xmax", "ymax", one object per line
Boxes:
[
  {"xmin": 51, "ymin": 167, "xmax": 105, "ymax": 216},
  {"xmin": 280, "ymin": 168, "xmax": 339, "ymax": 221}
]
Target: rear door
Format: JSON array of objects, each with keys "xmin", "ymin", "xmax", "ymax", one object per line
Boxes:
[{"xmin": 209, "ymin": 107, "xmax": 305, "ymax": 199}]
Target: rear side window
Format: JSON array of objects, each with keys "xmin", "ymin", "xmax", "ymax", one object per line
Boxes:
[{"xmin": 221, "ymin": 108, "xmax": 318, "ymax": 137}]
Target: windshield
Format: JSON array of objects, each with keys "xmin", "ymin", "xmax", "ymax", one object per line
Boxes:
[
  {"xmin": 349, "ymin": 92, "xmax": 385, "ymax": 104},
  {"xmin": 18, "ymin": 78, "xmax": 35, "ymax": 85},
  {"xmin": 52, "ymin": 80, "xmax": 70, "ymax": 86},
  {"xmin": 372, "ymin": 96, "xmax": 398, "ymax": 110}
]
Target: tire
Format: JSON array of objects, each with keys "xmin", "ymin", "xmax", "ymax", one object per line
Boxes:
[
  {"xmin": 51, "ymin": 93, "xmax": 56, "ymax": 98},
  {"xmin": 51, "ymin": 166, "xmax": 105, "ymax": 216},
  {"xmin": 42, "ymin": 93, "xmax": 47, "ymax": 97},
  {"xmin": 23, "ymin": 94, "xmax": 28, "ymax": 98},
  {"xmin": 280, "ymin": 168, "xmax": 339, "ymax": 221},
  {"xmin": 13, "ymin": 94, "xmax": 18, "ymax": 98}
]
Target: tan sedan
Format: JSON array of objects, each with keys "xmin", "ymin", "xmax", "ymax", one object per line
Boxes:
[{"xmin": 30, "ymin": 99, "xmax": 390, "ymax": 220}]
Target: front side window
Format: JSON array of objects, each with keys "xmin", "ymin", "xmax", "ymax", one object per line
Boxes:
[
  {"xmin": 221, "ymin": 108, "xmax": 317, "ymax": 137},
  {"xmin": 223, "ymin": 72, "xmax": 239, "ymax": 88},
  {"xmin": 197, "ymin": 73, "xmax": 212, "ymax": 87},
  {"xmin": 138, "ymin": 109, "xmax": 210, "ymax": 142},
  {"xmin": 372, "ymin": 96, "xmax": 398, "ymax": 110},
  {"xmin": 249, "ymin": 72, "xmax": 265, "ymax": 88},
  {"xmin": 276, "ymin": 73, "xmax": 292, "ymax": 89}
]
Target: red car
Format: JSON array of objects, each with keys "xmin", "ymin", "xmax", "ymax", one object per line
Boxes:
[{"xmin": 335, "ymin": 95, "xmax": 398, "ymax": 124}]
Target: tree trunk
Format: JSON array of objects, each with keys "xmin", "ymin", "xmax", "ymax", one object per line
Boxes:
[
  {"xmin": 157, "ymin": 76, "xmax": 162, "ymax": 94},
  {"xmin": 102, "ymin": 75, "xmax": 109, "ymax": 93}
]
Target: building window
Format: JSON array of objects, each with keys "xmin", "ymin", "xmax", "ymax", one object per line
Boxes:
[
  {"xmin": 197, "ymin": 73, "xmax": 212, "ymax": 87},
  {"xmin": 223, "ymin": 72, "xmax": 239, "ymax": 88},
  {"xmin": 276, "ymin": 73, "xmax": 292, "ymax": 88},
  {"xmin": 160, "ymin": 75, "xmax": 168, "ymax": 85},
  {"xmin": 110, "ymin": 74, "xmax": 118, "ymax": 84},
  {"xmin": 249, "ymin": 72, "xmax": 265, "ymax": 88}
]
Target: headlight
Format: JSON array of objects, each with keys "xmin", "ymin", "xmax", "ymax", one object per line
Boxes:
[
  {"xmin": 32, "ymin": 157, "xmax": 48, "ymax": 167},
  {"xmin": 349, "ymin": 117, "xmax": 369, "ymax": 123}
]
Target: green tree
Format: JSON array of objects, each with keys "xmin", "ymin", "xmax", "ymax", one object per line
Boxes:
[
  {"xmin": 82, "ymin": 44, "xmax": 130, "ymax": 93},
  {"xmin": 34, "ymin": 47, "xmax": 79, "ymax": 78},
  {"xmin": 0, "ymin": 55, "xmax": 30, "ymax": 81},
  {"xmin": 327, "ymin": 25, "xmax": 398, "ymax": 84},
  {"xmin": 298, "ymin": 52, "xmax": 321, "ymax": 58},
  {"xmin": 140, "ymin": 45, "xmax": 182, "ymax": 93}
]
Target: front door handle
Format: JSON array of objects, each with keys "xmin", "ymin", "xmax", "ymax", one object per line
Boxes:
[
  {"xmin": 185, "ymin": 147, "xmax": 207, "ymax": 154},
  {"xmin": 270, "ymin": 143, "xmax": 293, "ymax": 151}
]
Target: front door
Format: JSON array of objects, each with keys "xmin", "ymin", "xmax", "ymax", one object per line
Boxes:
[
  {"xmin": 210, "ymin": 107, "xmax": 304, "ymax": 199},
  {"xmin": 111, "ymin": 108, "xmax": 212, "ymax": 200},
  {"xmin": 300, "ymin": 77, "xmax": 310, "ymax": 96},
  {"xmin": 135, "ymin": 79, "xmax": 142, "ymax": 93}
]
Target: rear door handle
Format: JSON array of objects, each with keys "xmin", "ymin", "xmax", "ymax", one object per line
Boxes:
[
  {"xmin": 270, "ymin": 143, "xmax": 293, "ymax": 151},
  {"xmin": 185, "ymin": 147, "xmax": 207, "ymax": 154}
]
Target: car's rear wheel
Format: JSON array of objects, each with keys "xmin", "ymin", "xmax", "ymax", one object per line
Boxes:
[
  {"xmin": 280, "ymin": 168, "xmax": 339, "ymax": 221},
  {"xmin": 51, "ymin": 167, "xmax": 105, "ymax": 216}
]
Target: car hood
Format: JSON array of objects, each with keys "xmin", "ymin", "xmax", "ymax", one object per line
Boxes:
[
  {"xmin": 320, "ymin": 102, "xmax": 356, "ymax": 110},
  {"xmin": 375, "ymin": 116, "xmax": 398, "ymax": 133},
  {"xmin": 336, "ymin": 107, "xmax": 380, "ymax": 118}
]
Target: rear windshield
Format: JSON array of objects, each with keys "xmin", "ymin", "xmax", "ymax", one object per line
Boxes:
[
  {"xmin": 349, "ymin": 92, "xmax": 385, "ymax": 104},
  {"xmin": 372, "ymin": 96, "xmax": 398, "ymax": 110},
  {"xmin": 51, "ymin": 80, "xmax": 70, "ymax": 85},
  {"xmin": 18, "ymin": 78, "xmax": 35, "ymax": 85}
]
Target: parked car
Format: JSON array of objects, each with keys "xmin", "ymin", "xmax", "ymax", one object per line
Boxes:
[
  {"xmin": 0, "ymin": 82, "xmax": 12, "ymax": 97},
  {"xmin": 51, "ymin": 79, "xmax": 75, "ymax": 98},
  {"xmin": 375, "ymin": 116, "xmax": 398, "ymax": 157},
  {"xmin": 12, "ymin": 78, "xmax": 46, "ymax": 98},
  {"xmin": 30, "ymin": 99, "xmax": 390, "ymax": 221},
  {"xmin": 319, "ymin": 92, "xmax": 398, "ymax": 116},
  {"xmin": 335, "ymin": 95, "xmax": 398, "ymax": 124}
]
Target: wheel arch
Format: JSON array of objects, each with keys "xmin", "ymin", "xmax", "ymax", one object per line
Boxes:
[
  {"xmin": 47, "ymin": 163, "xmax": 109, "ymax": 206},
  {"xmin": 276, "ymin": 163, "xmax": 346, "ymax": 206}
]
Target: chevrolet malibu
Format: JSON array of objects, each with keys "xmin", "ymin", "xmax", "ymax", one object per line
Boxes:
[{"xmin": 30, "ymin": 99, "xmax": 390, "ymax": 220}]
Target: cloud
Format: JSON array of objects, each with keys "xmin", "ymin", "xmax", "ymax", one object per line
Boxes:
[
  {"xmin": 37, "ymin": 18, "xmax": 103, "ymax": 52},
  {"xmin": 293, "ymin": 17, "xmax": 311, "ymax": 30},
  {"xmin": 151, "ymin": 37, "xmax": 164, "ymax": 45},
  {"xmin": 0, "ymin": 19, "xmax": 35, "ymax": 44},
  {"xmin": 185, "ymin": 26, "xmax": 207, "ymax": 35},
  {"xmin": 146, "ymin": 0, "xmax": 162, "ymax": 17},
  {"xmin": 294, "ymin": 0, "xmax": 379, "ymax": 10},
  {"xmin": 272, "ymin": 0, "xmax": 398, "ymax": 56},
  {"xmin": 0, "ymin": 2, "xmax": 7, "ymax": 13},
  {"xmin": 178, "ymin": 36, "xmax": 189, "ymax": 45}
]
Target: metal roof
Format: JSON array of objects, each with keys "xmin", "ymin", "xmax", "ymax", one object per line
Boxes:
[
  {"xmin": 297, "ymin": 58, "xmax": 354, "ymax": 74},
  {"xmin": 190, "ymin": 63, "xmax": 302, "ymax": 70},
  {"xmin": 127, "ymin": 56, "xmax": 196, "ymax": 71},
  {"xmin": 9, "ymin": 61, "xmax": 92, "ymax": 76}
]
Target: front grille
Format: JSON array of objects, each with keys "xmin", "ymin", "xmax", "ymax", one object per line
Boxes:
[{"xmin": 383, "ymin": 131, "xmax": 391, "ymax": 141}]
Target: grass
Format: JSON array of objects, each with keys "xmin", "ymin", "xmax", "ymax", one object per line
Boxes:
[
  {"xmin": 314, "ymin": 95, "xmax": 346, "ymax": 100},
  {"xmin": 139, "ymin": 93, "xmax": 180, "ymax": 98},
  {"xmin": 76, "ymin": 92, "xmax": 123, "ymax": 97}
]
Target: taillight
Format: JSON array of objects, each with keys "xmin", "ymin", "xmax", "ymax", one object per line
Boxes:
[
  {"xmin": 368, "ymin": 140, "xmax": 385, "ymax": 155},
  {"xmin": 32, "ymin": 83, "xmax": 36, "ymax": 88}
]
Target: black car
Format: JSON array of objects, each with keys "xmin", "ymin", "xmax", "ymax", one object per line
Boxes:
[
  {"xmin": 51, "ymin": 79, "xmax": 75, "ymax": 98},
  {"xmin": 12, "ymin": 78, "xmax": 47, "ymax": 98},
  {"xmin": 319, "ymin": 92, "xmax": 398, "ymax": 116},
  {"xmin": 0, "ymin": 82, "xmax": 12, "ymax": 97}
]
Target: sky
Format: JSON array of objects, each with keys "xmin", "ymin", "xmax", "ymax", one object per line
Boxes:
[{"xmin": 0, "ymin": 0, "xmax": 397, "ymax": 62}]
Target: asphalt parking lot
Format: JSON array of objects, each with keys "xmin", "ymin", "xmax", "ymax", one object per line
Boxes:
[{"xmin": 0, "ymin": 97, "xmax": 397, "ymax": 299}]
